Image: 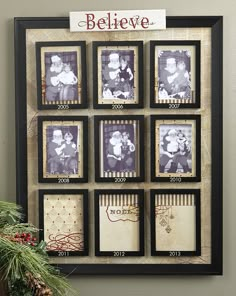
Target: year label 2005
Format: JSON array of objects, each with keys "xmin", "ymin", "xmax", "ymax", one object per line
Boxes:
[
  {"xmin": 57, "ymin": 104, "xmax": 69, "ymax": 110},
  {"xmin": 113, "ymin": 251, "xmax": 126, "ymax": 257}
]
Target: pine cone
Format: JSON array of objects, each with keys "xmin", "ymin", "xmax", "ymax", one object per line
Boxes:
[{"xmin": 26, "ymin": 272, "xmax": 53, "ymax": 296}]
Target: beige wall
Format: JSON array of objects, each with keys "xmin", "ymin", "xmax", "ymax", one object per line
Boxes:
[{"xmin": 0, "ymin": 0, "xmax": 234, "ymax": 295}]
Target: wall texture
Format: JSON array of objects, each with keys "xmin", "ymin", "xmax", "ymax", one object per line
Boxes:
[{"xmin": 0, "ymin": 0, "xmax": 234, "ymax": 295}]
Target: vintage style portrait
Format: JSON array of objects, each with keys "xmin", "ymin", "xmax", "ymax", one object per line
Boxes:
[
  {"xmin": 39, "ymin": 189, "xmax": 88, "ymax": 256},
  {"xmin": 94, "ymin": 189, "xmax": 144, "ymax": 256},
  {"xmin": 151, "ymin": 115, "xmax": 201, "ymax": 182},
  {"xmin": 93, "ymin": 41, "xmax": 143, "ymax": 108},
  {"xmin": 38, "ymin": 116, "xmax": 88, "ymax": 183},
  {"xmin": 36, "ymin": 41, "xmax": 87, "ymax": 109},
  {"xmin": 150, "ymin": 189, "xmax": 201, "ymax": 256},
  {"xmin": 94, "ymin": 115, "xmax": 144, "ymax": 182},
  {"xmin": 150, "ymin": 41, "xmax": 200, "ymax": 108}
]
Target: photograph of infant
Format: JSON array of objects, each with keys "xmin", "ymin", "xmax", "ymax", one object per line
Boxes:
[
  {"xmin": 44, "ymin": 51, "xmax": 79, "ymax": 102},
  {"xmin": 46, "ymin": 125, "xmax": 79, "ymax": 176},
  {"xmin": 157, "ymin": 50, "xmax": 192, "ymax": 100},
  {"xmin": 101, "ymin": 50, "xmax": 135, "ymax": 100},
  {"xmin": 103, "ymin": 123, "xmax": 136, "ymax": 173},
  {"xmin": 159, "ymin": 124, "xmax": 192, "ymax": 174}
]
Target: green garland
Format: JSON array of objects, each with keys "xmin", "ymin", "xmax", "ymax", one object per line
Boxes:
[{"xmin": 0, "ymin": 201, "xmax": 78, "ymax": 296}]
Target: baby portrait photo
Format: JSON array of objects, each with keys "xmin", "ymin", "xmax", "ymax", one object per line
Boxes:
[
  {"xmin": 93, "ymin": 41, "xmax": 143, "ymax": 108},
  {"xmin": 38, "ymin": 116, "xmax": 88, "ymax": 183},
  {"xmin": 150, "ymin": 41, "xmax": 200, "ymax": 108},
  {"xmin": 36, "ymin": 41, "xmax": 87, "ymax": 109}
]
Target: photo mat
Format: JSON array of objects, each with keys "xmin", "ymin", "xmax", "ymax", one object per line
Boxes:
[
  {"xmin": 95, "ymin": 190, "xmax": 144, "ymax": 256},
  {"xmin": 150, "ymin": 41, "xmax": 200, "ymax": 108},
  {"xmin": 39, "ymin": 189, "xmax": 89, "ymax": 256},
  {"xmin": 38, "ymin": 116, "xmax": 88, "ymax": 183},
  {"xmin": 93, "ymin": 41, "xmax": 143, "ymax": 108},
  {"xmin": 36, "ymin": 41, "xmax": 87, "ymax": 109},
  {"xmin": 150, "ymin": 189, "xmax": 201, "ymax": 256}
]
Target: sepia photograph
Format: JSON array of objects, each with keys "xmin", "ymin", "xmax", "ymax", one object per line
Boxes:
[
  {"xmin": 38, "ymin": 116, "xmax": 88, "ymax": 183},
  {"xmin": 93, "ymin": 41, "xmax": 143, "ymax": 108},
  {"xmin": 36, "ymin": 41, "xmax": 87, "ymax": 109},
  {"xmin": 150, "ymin": 41, "xmax": 200, "ymax": 108}
]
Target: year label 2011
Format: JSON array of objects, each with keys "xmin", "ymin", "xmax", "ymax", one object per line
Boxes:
[
  {"xmin": 58, "ymin": 251, "xmax": 70, "ymax": 257},
  {"xmin": 170, "ymin": 177, "xmax": 182, "ymax": 183},
  {"xmin": 113, "ymin": 251, "xmax": 126, "ymax": 257},
  {"xmin": 169, "ymin": 103, "xmax": 180, "ymax": 109},
  {"xmin": 57, "ymin": 104, "xmax": 69, "ymax": 110},
  {"xmin": 112, "ymin": 104, "xmax": 123, "ymax": 110},
  {"xmin": 114, "ymin": 177, "xmax": 126, "ymax": 183},
  {"xmin": 58, "ymin": 178, "xmax": 70, "ymax": 184},
  {"xmin": 169, "ymin": 251, "xmax": 181, "ymax": 257}
]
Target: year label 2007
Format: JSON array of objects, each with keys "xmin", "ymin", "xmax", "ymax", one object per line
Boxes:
[
  {"xmin": 58, "ymin": 178, "xmax": 70, "ymax": 184},
  {"xmin": 114, "ymin": 177, "xmax": 126, "ymax": 183},
  {"xmin": 113, "ymin": 251, "xmax": 126, "ymax": 257},
  {"xmin": 169, "ymin": 103, "xmax": 180, "ymax": 109},
  {"xmin": 57, "ymin": 104, "xmax": 69, "ymax": 110},
  {"xmin": 169, "ymin": 251, "xmax": 181, "ymax": 257},
  {"xmin": 112, "ymin": 104, "xmax": 123, "ymax": 110},
  {"xmin": 170, "ymin": 177, "xmax": 182, "ymax": 183},
  {"xmin": 58, "ymin": 251, "xmax": 70, "ymax": 257}
]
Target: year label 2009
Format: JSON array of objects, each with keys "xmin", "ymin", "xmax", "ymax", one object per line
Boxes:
[{"xmin": 114, "ymin": 177, "xmax": 126, "ymax": 183}]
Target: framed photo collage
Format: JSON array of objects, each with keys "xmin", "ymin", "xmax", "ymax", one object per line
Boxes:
[{"xmin": 15, "ymin": 16, "xmax": 223, "ymax": 275}]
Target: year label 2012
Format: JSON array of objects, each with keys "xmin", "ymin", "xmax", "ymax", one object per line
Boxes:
[{"xmin": 113, "ymin": 251, "xmax": 126, "ymax": 257}]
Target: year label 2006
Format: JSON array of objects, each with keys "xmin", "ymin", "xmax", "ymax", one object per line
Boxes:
[
  {"xmin": 113, "ymin": 251, "xmax": 126, "ymax": 257},
  {"xmin": 114, "ymin": 177, "xmax": 126, "ymax": 183},
  {"xmin": 169, "ymin": 251, "xmax": 181, "ymax": 257},
  {"xmin": 58, "ymin": 178, "xmax": 70, "ymax": 184},
  {"xmin": 170, "ymin": 177, "xmax": 182, "ymax": 183},
  {"xmin": 57, "ymin": 104, "xmax": 69, "ymax": 110},
  {"xmin": 58, "ymin": 251, "xmax": 70, "ymax": 257},
  {"xmin": 169, "ymin": 103, "xmax": 180, "ymax": 109},
  {"xmin": 112, "ymin": 104, "xmax": 123, "ymax": 110}
]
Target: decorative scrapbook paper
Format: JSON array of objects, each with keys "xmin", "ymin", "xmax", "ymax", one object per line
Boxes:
[
  {"xmin": 155, "ymin": 45, "xmax": 196, "ymax": 104},
  {"xmin": 155, "ymin": 120, "xmax": 196, "ymax": 177},
  {"xmin": 43, "ymin": 194, "xmax": 84, "ymax": 252},
  {"xmin": 99, "ymin": 194, "xmax": 140, "ymax": 252},
  {"xmin": 97, "ymin": 46, "xmax": 139, "ymax": 104},
  {"xmin": 100, "ymin": 120, "xmax": 139, "ymax": 178},
  {"xmin": 155, "ymin": 193, "xmax": 196, "ymax": 251}
]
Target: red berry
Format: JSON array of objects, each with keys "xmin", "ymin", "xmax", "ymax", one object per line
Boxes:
[
  {"xmin": 15, "ymin": 234, "xmax": 19, "ymax": 238},
  {"xmin": 31, "ymin": 243, "xmax": 35, "ymax": 246},
  {"xmin": 21, "ymin": 233, "xmax": 26, "ymax": 238},
  {"xmin": 32, "ymin": 238, "xmax": 37, "ymax": 241}
]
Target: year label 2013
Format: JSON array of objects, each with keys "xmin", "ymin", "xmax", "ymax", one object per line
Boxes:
[{"xmin": 169, "ymin": 251, "xmax": 181, "ymax": 257}]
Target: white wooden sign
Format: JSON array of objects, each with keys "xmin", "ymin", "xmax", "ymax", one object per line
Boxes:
[{"xmin": 70, "ymin": 10, "xmax": 166, "ymax": 32}]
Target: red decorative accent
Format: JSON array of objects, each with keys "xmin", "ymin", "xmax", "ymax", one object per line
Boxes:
[{"xmin": 46, "ymin": 233, "xmax": 84, "ymax": 251}]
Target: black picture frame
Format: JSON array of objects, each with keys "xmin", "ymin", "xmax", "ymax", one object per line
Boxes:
[
  {"xmin": 15, "ymin": 16, "xmax": 223, "ymax": 275},
  {"xmin": 150, "ymin": 40, "xmax": 201, "ymax": 109},
  {"xmin": 38, "ymin": 115, "xmax": 88, "ymax": 183},
  {"xmin": 38, "ymin": 189, "xmax": 89, "ymax": 257},
  {"xmin": 150, "ymin": 189, "xmax": 201, "ymax": 257},
  {"xmin": 93, "ymin": 41, "xmax": 144, "ymax": 109},
  {"xmin": 151, "ymin": 114, "xmax": 201, "ymax": 182},
  {"xmin": 94, "ymin": 115, "xmax": 145, "ymax": 182},
  {"xmin": 94, "ymin": 189, "xmax": 144, "ymax": 257},
  {"xmin": 36, "ymin": 41, "xmax": 87, "ymax": 110}
]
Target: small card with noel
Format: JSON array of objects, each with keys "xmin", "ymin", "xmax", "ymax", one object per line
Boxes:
[
  {"xmin": 94, "ymin": 190, "xmax": 144, "ymax": 256},
  {"xmin": 150, "ymin": 189, "xmax": 201, "ymax": 256},
  {"xmin": 39, "ymin": 189, "xmax": 89, "ymax": 256}
]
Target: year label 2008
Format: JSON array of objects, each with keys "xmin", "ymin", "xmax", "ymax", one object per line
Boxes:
[{"xmin": 113, "ymin": 251, "xmax": 126, "ymax": 257}]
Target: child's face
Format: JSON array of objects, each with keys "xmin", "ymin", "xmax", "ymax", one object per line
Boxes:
[
  {"xmin": 178, "ymin": 62, "xmax": 186, "ymax": 71},
  {"xmin": 166, "ymin": 59, "xmax": 177, "ymax": 74},
  {"xmin": 120, "ymin": 59, "xmax": 127, "ymax": 69},
  {"xmin": 122, "ymin": 134, "xmax": 129, "ymax": 141},
  {"xmin": 64, "ymin": 65, "xmax": 71, "ymax": 73},
  {"xmin": 64, "ymin": 134, "xmax": 72, "ymax": 142}
]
